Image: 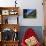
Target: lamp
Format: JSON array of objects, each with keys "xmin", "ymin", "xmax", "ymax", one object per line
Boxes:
[
  {"xmin": 14, "ymin": 28, "xmax": 17, "ymax": 32},
  {"xmin": 15, "ymin": 0, "xmax": 17, "ymax": 7}
]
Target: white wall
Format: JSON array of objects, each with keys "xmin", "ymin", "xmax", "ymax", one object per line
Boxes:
[
  {"xmin": 0, "ymin": 0, "xmax": 44, "ymax": 26},
  {"xmin": 0, "ymin": 0, "xmax": 15, "ymax": 7},
  {"xmin": 18, "ymin": 0, "xmax": 44, "ymax": 26}
]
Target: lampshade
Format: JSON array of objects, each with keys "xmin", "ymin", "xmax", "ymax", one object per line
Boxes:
[{"xmin": 13, "ymin": 28, "xmax": 17, "ymax": 32}]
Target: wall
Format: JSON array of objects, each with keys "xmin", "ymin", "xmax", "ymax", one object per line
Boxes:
[
  {"xmin": 0, "ymin": 0, "xmax": 15, "ymax": 7},
  {"xmin": 44, "ymin": 0, "xmax": 46, "ymax": 26},
  {"xmin": 0, "ymin": 0, "xmax": 44, "ymax": 45},
  {"xmin": 18, "ymin": 26, "xmax": 44, "ymax": 44},
  {"xmin": 0, "ymin": 0, "xmax": 44, "ymax": 26},
  {"xmin": 18, "ymin": 0, "xmax": 44, "ymax": 26},
  {"xmin": 44, "ymin": 0, "xmax": 46, "ymax": 45}
]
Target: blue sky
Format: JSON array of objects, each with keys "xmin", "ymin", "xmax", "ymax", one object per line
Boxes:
[{"xmin": 27, "ymin": 9, "xmax": 34, "ymax": 15}]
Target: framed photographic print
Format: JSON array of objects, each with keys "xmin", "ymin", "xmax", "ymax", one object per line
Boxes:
[
  {"xmin": 23, "ymin": 9, "xmax": 36, "ymax": 18},
  {"xmin": 2, "ymin": 10, "xmax": 9, "ymax": 15},
  {"xmin": 10, "ymin": 11, "xmax": 15, "ymax": 15},
  {"xmin": 9, "ymin": 10, "xmax": 18, "ymax": 15}
]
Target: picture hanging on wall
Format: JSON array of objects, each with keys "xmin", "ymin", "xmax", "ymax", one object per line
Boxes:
[{"xmin": 23, "ymin": 9, "xmax": 36, "ymax": 18}]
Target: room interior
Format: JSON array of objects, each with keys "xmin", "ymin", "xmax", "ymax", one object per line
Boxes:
[{"xmin": 0, "ymin": 0, "xmax": 46, "ymax": 46}]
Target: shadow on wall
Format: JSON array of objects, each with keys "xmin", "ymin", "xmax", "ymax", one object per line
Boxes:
[{"xmin": 18, "ymin": 26, "xmax": 44, "ymax": 45}]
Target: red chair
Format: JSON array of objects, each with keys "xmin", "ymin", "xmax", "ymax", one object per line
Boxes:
[{"xmin": 21, "ymin": 28, "xmax": 41, "ymax": 46}]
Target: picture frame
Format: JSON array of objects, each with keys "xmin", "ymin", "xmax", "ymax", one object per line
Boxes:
[
  {"xmin": 2, "ymin": 10, "xmax": 9, "ymax": 15},
  {"xmin": 23, "ymin": 9, "xmax": 36, "ymax": 18},
  {"xmin": 9, "ymin": 10, "xmax": 18, "ymax": 15}
]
